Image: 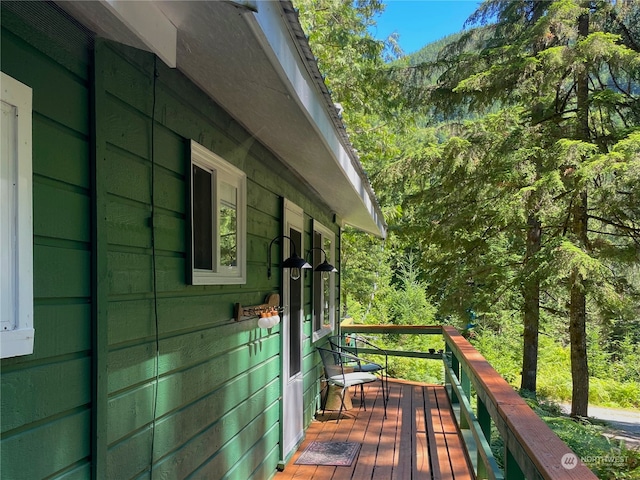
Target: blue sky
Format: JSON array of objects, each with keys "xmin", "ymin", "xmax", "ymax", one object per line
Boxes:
[{"xmin": 372, "ymin": 1, "xmax": 482, "ymax": 55}]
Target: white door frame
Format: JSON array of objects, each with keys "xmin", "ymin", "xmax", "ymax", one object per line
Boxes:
[{"xmin": 281, "ymin": 199, "xmax": 305, "ymax": 458}]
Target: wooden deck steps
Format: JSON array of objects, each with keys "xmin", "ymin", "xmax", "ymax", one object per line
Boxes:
[{"xmin": 275, "ymin": 379, "xmax": 475, "ymax": 480}]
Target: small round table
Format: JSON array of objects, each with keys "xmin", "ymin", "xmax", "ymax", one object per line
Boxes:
[{"xmin": 323, "ymin": 383, "xmax": 353, "ymax": 411}]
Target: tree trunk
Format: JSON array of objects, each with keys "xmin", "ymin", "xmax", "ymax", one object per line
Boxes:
[
  {"xmin": 570, "ymin": 10, "xmax": 591, "ymax": 418},
  {"xmin": 521, "ymin": 214, "xmax": 541, "ymax": 394},
  {"xmin": 520, "ymin": 1, "xmax": 546, "ymax": 396},
  {"xmin": 569, "ymin": 192, "xmax": 589, "ymax": 417}
]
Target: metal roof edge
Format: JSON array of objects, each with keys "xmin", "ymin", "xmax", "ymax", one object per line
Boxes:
[{"xmin": 277, "ymin": 1, "xmax": 387, "ymax": 238}]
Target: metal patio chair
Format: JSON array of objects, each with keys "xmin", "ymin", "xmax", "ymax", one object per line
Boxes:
[
  {"xmin": 329, "ymin": 333, "xmax": 389, "ymax": 401},
  {"xmin": 316, "ymin": 347, "xmax": 387, "ymax": 423}
]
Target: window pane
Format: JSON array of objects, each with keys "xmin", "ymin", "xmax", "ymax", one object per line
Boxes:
[
  {"xmin": 193, "ymin": 165, "xmax": 213, "ymax": 270},
  {"xmin": 1, "ymin": 100, "xmax": 17, "ymax": 331},
  {"xmin": 219, "ymin": 181, "xmax": 237, "ymax": 268},
  {"xmin": 322, "ymin": 236, "xmax": 332, "ymax": 328}
]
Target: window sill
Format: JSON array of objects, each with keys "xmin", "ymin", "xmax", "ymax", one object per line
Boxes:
[
  {"xmin": 1, "ymin": 327, "xmax": 35, "ymax": 359},
  {"xmin": 312, "ymin": 326, "xmax": 333, "ymax": 343}
]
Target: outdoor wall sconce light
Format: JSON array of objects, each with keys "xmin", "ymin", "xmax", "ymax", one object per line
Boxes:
[
  {"xmin": 267, "ymin": 235, "xmax": 311, "ymax": 280},
  {"xmin": 307, "ymin": 247, "xmax": 338, "ymax": 281}
]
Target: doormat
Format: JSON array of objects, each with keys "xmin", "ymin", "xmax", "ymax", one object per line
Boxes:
[{"xmin": 294, "ymin": 441, "xmax": 361, "ymax": 466}]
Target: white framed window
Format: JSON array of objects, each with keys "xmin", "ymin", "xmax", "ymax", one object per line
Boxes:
[
  {"xmin": 189, "ymin": 140, "xmax": 246, "ymax": 285},
  {"xmin": 1, "ymin": 72, "xmax": 34, "ymax": 359},
  {"xmin": 311, "ymin": 220, "xmax": 336, "ymax": 342}
]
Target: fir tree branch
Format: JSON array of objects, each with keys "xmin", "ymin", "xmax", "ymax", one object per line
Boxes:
[
  {"xmin": 556, "ymin": 81, "xmax": 577, "ymax": 117},
  {"xmin": 609, "ymin": 9, "xmax": 640, "ymax": 53},
  {"xmin": 555, "ymin": 70, "xmax": 575, "ymax": 114},
  {"xmin": 587, "ymin": 228, "xmax": 636, "ymax": 237},
  {"xmin": 541, "ymin": 305, "xmax": 568, "ymax": 317},
  {"xmin": 562, "ymin": 195, "xmax": 575, "ymax": 237},
  {"xmin": 532, "ymin": 108, "xmax": 578, "ymax": 127},
  {"xmin": 607, "ymin": 64, "xmax": 635, "ymax": 100},
  {"xmin": 588, "ymin": 214, "xmax": 640, "ymax": 234}
]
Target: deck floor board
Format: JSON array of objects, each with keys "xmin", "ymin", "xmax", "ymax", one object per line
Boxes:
[{"xmin": 276, "ymin": 380, "xmax": 475, "ymax": 480}]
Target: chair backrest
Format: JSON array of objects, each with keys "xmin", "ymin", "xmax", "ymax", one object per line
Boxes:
[
  {"xmin": 329, "ymin": 334, "xmax": 358, "ymax": 356},
  {"xmin": 317, "ymin": 347, "xmax": 344, "ymax": 378}
]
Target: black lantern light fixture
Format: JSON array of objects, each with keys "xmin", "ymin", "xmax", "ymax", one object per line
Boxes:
[
  {"xmin": 267, "ymin": 235, "xmax": 311, "ymax": 280},
  {"xmin": 307, "ymin": 247, "xmax": 338, "ymax": 281}
]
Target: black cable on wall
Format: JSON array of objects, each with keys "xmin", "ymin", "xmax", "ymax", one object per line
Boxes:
[{"xmin": 149, "ymin": 55, "xmax": 161, "ymax": 480}]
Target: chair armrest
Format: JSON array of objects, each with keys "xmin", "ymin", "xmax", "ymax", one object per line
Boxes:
[
  {"xmin": 354, "ymin": 335, "xmax": 388, "ymax": 356},
  {"xmin": 331, "ymin": 345, "xmax": 382, "ymax": 370},
  {"xmin": 352, "ymin": 336, "xmax": 388, "ymax": 370}
]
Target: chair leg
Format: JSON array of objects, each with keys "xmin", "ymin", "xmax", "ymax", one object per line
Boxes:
[
  {"xmin": 382, "ymin": 372, "xmax": 389, "ymax": 401},
  {"xmin": 320, "ymin": 382, "xmax": 329, "ymax": 417},
  {"xmin": 381, "ymin": 379, "xmax": 387, "ymax": 418},
  {"xmin": 386, "ymin": 371, "xmax": 390, "ymax": 401}
]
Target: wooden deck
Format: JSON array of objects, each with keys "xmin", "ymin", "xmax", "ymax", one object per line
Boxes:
[{"xmin": 276, "ymin": 379, "xmax": 475, "ymax": 480}]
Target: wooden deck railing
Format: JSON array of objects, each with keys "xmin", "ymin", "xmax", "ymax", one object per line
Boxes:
[{"xmin": 340, "ymin": 324, "xmax": 598, "ymax": 480}]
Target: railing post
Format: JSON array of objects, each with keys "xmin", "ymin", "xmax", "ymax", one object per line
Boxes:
[
  {"xmin": 505, "ymin": 447, "xmax": 525, "ymax": 480},
  {"xmin": 459, "ymin": 369, "xmax": 470, "ymax": 429},
  {"xmin": 447, "ymin": 344, "xmax": 460, "ymax": 406},
  {"xmin": 477, "ymin": 397, "xmax": 490, "ymax": 479}
]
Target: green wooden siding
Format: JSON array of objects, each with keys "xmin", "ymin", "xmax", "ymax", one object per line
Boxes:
[
  {"xmin": 1, "ymin": 2, "xmax": 339, "ymax": 477},
  {"xmin": 0, "ymin": 3, "xmax": 93, "ymax": 479},
  {"xmin": 97, "ymin": 41, "xmax": 337, "ymax": 479}
]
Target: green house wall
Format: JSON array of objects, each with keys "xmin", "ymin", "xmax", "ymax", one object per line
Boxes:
[
  {"xmin": 1, "ymin": 3, "xmax": 93, "ymax": 479},
  {"xmin": 1, "ymin": 3, "xmax": 339, "ymax": 479}
]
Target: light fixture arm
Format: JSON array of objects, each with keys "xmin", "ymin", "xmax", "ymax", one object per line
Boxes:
[
  {"xmin": 267, "ymin": 235, "xmax": 311, "ymax": 279},
  {"xmin": 306, "ymin": 247, "xmax": 338, "ymax": 275}
]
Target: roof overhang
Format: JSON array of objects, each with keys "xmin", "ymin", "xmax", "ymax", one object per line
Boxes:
[{"xmin": 56, "ymin": 0, "xmax": 387, "ymax": 238}]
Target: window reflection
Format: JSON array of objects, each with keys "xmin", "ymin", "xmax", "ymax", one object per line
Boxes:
[
  {"xmin": 323, "ymin": 237, "xmax": 332, "ymax": 327},
  {"xmin": 219, "ymin": 181, "xmax": 237, "ymax": 267}
]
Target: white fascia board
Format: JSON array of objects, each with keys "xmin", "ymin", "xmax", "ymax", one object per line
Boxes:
[
  {"xmin": 103, "ymin": 0, "xmax": 177, "ymax": 68},
  {"xmin": 249, "ymin": 2, "xmax": 385, "ymax": 238}
]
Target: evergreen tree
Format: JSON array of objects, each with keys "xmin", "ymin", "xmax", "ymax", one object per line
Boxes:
[
  {"xmin": 294, "ymin": 0, "xmax": 415, "ymax": 314},
  {"xmin": 402, "ymin": 0, "xmax": 640, "ymax": 416},
  {"xmin": 295, "ymin": 0, "xmax": 640, "ymax": 418}
]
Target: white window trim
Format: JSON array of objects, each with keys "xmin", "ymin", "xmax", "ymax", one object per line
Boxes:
[
  {"xmin": 1, "ymin": 72, "xmax": 34, "ymax": 359},
  {"xmin": 311, "ymin": 220, "xmax": 336, "ymax": 343},
  {"xmin": 189, "ymin": 140, "xmax": 246, "ymax": 285}
]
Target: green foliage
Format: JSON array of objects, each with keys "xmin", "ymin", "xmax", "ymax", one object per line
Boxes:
[
  {"xmin": 384, "ymin": 254, "xmax": 437, "ymax": 325},
  {"xmin": 589, "ymin": 378, "xmax": 640, "ymax": 409},
  {"xmin": 471, "ymin": 322, "xmax": 640, "ymax": 409},
  {"xmin": 536, "ymin": 337, "xmax": 574, "ymax": 401},
  {"xmin": 389, "ymin": 0, "xmax": 640, "ymax": 414},
  {"xmin": 470, "ymin": 325, "xmax": 522, "ymax": 384},
  {"xmin": 298, "ymin": 0, "xmax": 640, "ymax": 420},
  {"xmin": 345, "ymin": 249, "xmax": 438, "ymax": 327},
  {"xmin": 344, "ymin": 253, "xmax": 442, "ymax": 382},
  {"xmin": 295, "ymin": 0, "xmax": 394, "ymax": 114},
  {"xmin": 543, "ymin": 413, "xmax": 640, "ymax": 479},
  {"xmin": 386, "ymin": 355, "xmax": 444, "ymax": 384},
  {"xmin": 374, "ymin": 333, "xmax": 445, "ymax": 383},
  {"xmin": 491, "ymin": 392, "xmax": 640, "ymax": 478},
  {"xmin": 294, "ymin": 0, "xmax": 414, "ymax": 147},
  {"xmin": 341, "ymin": 227, "xmax": 393, "ymax": 317}
]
